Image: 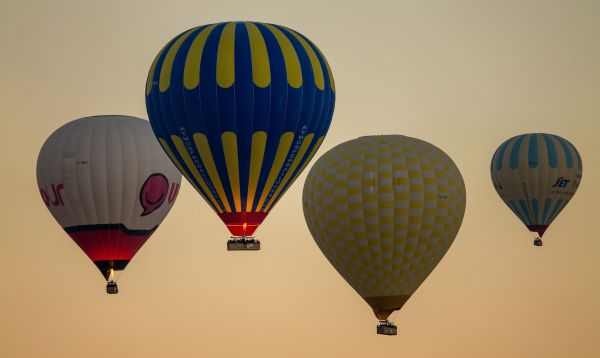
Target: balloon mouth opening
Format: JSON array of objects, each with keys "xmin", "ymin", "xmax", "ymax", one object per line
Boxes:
[
  {"xmin": 374, "ymin": 309, "xmax": 396, "ymax": 321},
  {"xmin": 219, "ymin": 212, "xmax": 269, "ymax": 236},
  {"xmin": 94, "ymin": 260, "xmax": 129, "ymax": 280},
  {"xmin": 527, "ymin": 225, "xmax": 549, "ymax": 237},
  {"xmin": 363, "ymin": 295, "xmax": 411, "ymax": 320},
  {"xmin": 226, "ymin": 223, "xmax": 259, "ymax": 236}
]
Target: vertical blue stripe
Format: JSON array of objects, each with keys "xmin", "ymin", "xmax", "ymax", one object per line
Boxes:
[
  {"xmin": 200, "ymin": 24, "xmax": 238, "ymax": 210},
  {"xmin": 509, "ymin": 200, "xmax": 528, "ymax": 226},
  {"xmin": 275, "ymin": 30, "xmax": 304, "ymax": 135},
  {"xmin": 553, "ymin": 135, "xmax": 573, "ymax": 169},
  {"xmin": 298, "ymin": 33, "xmax": 335, "ymax": 140},
  {"xmin": 178, "ymin": 27, "xmax": 211, "ymax": 137},
  {"xmin": 494, "ymin": 138, "xmax": 511, "ymax": 171},
  {"xmin": 247, "ymin": 20, "xmax": 272, "ymax": 210},
  {"xmin": 542, "ymin": 134, "xmax": 558, "ymax": 168},
  {"xmin": 216, "ymin": 27, "xmax": 238, "ymax": 133},
  {"xmin": 178, "ymin": 27, "xmax": 224, "ymax": 210},
  {"xmin": 250, "ymin": 27, "xmax": 272, "ymax": 133},
  {"xmin": 518, "ymin": 199, "xmax": 532, "ymax": 225},
  {"xmin": 146, "ymin": 35, "xmax": 178, "ymax": 140},
  {"xmin": 531, "ymin": 198, "xmax": 540, "ymax": 224},
  {"xmin": 168, "ymin": 26, "xmax": 225, "ymax": 211},
  {"xmin": 261, "ymin": 27, "xmax": 316, "ymax": 209},
  {"xmin": 546, "ymin": 199, "xmax": 564, "ymax": 225},
  {"xmin": 541, "ymin": 199, "xmax": 552, "ymax": 225},
  {"xmin": 147, "ymin": 28, "xmax": 221, "ymax": 212},
  {"xmin": 509, "ymin": 135, "xmax": 526, "ymax": 169},
  {"xmin": 234, "ymin": 23, "xmax": 253, "ymax": 212},
  {"xmin": 528, "ymin": 134, "xmax": 539, "ymax": 168},
  {"xmin": 281, "ymin": 27, "xmax": 318, "ymax": 134},
  {"xmin": 566, "ymin": 137, "xmax": 582, "ymax": 171},
  {"xmin": 252, "ymin": 23, "xmax": 289, "ymax": 211},
  {"xmin": 259, "ymin": 32, "xmax": 335, "ymax": 210}
]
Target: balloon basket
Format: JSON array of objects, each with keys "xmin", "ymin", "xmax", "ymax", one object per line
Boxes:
[
  {"xmin": 377, "ymin": 321, "xmax": 397, "ymax": 336},
  {"xmin": 533, "ymin": 238, "xmax": 543, "ymax": 247},
  {"xmin": 106, "ymin": 281, "xmax": 119, "ymax": 294},
  {"xmin": 227, "ymin": 237, "xmax": 260, "ymax": 251}
]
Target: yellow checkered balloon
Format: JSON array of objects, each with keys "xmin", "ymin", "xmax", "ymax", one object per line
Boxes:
[{"xmin": 303, "ymin": 135, "xmax": 466, "ymax": 320}]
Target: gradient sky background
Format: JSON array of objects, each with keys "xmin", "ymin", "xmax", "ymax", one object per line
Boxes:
[{"xmin": 1, "ymin": 1, "xmax": 599, "ymax": 357}]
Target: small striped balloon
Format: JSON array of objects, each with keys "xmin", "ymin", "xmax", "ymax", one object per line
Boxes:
[
  {"xmin": 146, "ymin": 21, "xmax": 335, "ymax": 239},
  {"xmin": 490, "ymin": 133, "xmax": 583, "ymax": 240}
]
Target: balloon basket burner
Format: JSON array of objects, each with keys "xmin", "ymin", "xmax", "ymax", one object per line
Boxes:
[
  {"xmin": 377, "ymin": 321, "xmax": 397, "ymax": 336},
  {"xmin": 227, "ymin": 237, "xmax": 260, "ymax": 251},
  {"xmin": 106, "ymin": 281, "xmax": 119, "ymax": 294}
]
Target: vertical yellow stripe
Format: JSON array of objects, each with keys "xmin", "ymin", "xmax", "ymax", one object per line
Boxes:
[
  {"xmin": 216, "ymin": 22, "xmax": 236, "ymax": 88},
  {"xmin": 246, "ymin": 131, "xmax": 267, "ymax": 211},
  {"xmin": 313, "ymin": 44, "xmax": 335, "ymax": 92},
  {"xmin": 159, "ymin": 27, "xmax": 200, "ymax": 92},
  {"xmin": 256, "ymin": 132, "xmax": 295, "ymax": 211},
  {"xmin": 193, "ymin": 133, "xmax": 232, "ymax": 212},
  {"xmin": 169, "ymin": 136, "xmax": 223, "ymax": 212},
  {"xmin": 184, "ymin": 24, "xmax": 217, "ymax": 90},
  {"xmin": 245, "ymin": 22, "xmax": 270, "ymax": 88},
  {"xmin": 146, "ymin": 43, "xmax": 170, "ymax": 95},
  {"xmin": 264, "ymin": 134, "xmax": 315, "ymax": 211},
  {"xmin": 221, "ymin": 132, "xmax": 241, "ymax": 211},
  {"xmin": 296, "ymin": 136, "xmax": 325, "ymax": 176},
  {"xmin": 268, "ymin": 136, "xmax": 325, "ymax": 210},
  {"xmin": 283, "ymin": 28, "xmax": 324, "ymax": 90},
  {"xmin": 262, "ymin": 24, "xmax": 302, "ymax": 88},
  {"xmin": 158, "ymin": 138, "xmax": 201, "ymax": 194}
]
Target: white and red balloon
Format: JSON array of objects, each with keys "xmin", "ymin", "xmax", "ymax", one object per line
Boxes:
[{"xmin": 36, "ymin": 115, "xmax": 181, "ymax": 288}]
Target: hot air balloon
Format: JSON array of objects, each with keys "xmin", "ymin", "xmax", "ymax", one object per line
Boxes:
[
  {"xmin": 490, "ymin": 133, "xmax": 582, "ymax": 246},
  {"xmin": 145, "ymin": 21, "xmax": 335, "ymax": 250},
  {"xmin": 36, "ymin": 115, "xmax": 181, "ymax": 293},
  {"xmin": 302, "ymin": 135, "xmax": 466, "ymax": 335}
]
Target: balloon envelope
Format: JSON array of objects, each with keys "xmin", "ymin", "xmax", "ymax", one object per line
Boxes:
[
  {"xmin": 303, "ymin": 135, "xmax": 466, "ymax": 320},
  {"xmin": 490, "ymin": 133, "xmax": 582, "ymax": 238},
  {"xmin": 36, "ymin": 115, "xmax": 181, "ymax": 280},
  {"xmin": 146, "ymin": 21, "xmax": 335, "ymax": 237}
]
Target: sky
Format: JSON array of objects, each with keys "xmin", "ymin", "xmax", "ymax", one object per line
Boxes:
[{"xmin": 1, "ymin": 0, "xmax": 599, "ymax": 357}]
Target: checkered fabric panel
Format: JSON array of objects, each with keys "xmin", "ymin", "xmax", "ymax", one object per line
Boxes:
[{"xmin": 303, "ymin": 136, "xmax": 466, "ymax": 298}]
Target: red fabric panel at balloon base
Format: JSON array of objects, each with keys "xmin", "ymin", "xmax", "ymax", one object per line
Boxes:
[
  {"xmin": 527, "ymin": 225, "xmax": 549, "ymax": 237},
  {"xmin": 64, "ymin": 224, "xmax": 156, "ymax": 262},
  {"xmin": 218, "ymin": 212, "xmax": 269, "ymax": 236}
]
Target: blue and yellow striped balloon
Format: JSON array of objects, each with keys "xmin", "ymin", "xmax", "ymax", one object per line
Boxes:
[
  {"xmin": 146, "ymin": 21, "xmax": 335, "ymax": 238},
  {"xmin": 490, "ymin": 133, "xmax": 582, "ymax": 241}
]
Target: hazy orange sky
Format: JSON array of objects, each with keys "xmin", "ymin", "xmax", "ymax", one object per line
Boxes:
[{"xmin": 1, "ymin": 1, "xmax": 599, "ymax": 357}]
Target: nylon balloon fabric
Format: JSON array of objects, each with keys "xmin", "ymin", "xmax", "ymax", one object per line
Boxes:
[
  {"xmin": 146, "ymin": 21, "xmax": 335, "ymax": 237},
  {"xmin": 490, "ymin": 133, "xmax": 582, "ymax": 238},
  {"xmin": 36, "ymin": 116, "xmax": 181, "ymax": 280},
  {"xmin": 303, "ymin": 136, "xmax": 466, "ymax": 320}
]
